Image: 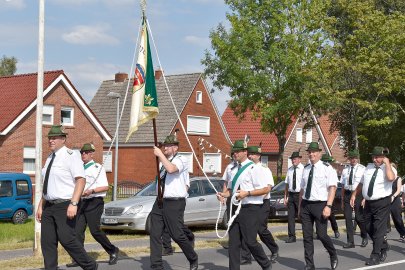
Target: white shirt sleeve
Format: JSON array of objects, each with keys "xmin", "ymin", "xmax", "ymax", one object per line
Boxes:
[{"xmin": 69, "ymin": 151, "xmax": 85, "ymax": 179}]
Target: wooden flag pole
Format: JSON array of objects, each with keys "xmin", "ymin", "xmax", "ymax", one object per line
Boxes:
[{"xmin": 153, "ymin": 118, "xmax": 163, "ymax": 208}]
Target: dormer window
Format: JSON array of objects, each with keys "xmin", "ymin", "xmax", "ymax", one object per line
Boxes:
[{"xmin": 196, "ymin": 91, "xmax": 202, "ymax": 104}]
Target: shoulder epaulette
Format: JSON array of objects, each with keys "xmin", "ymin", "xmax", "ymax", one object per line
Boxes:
[
  {"xmin": 67, "ymin": 149, "xmax": 73, "ymax": 155},
  {"xmin": 304, "ymin": 164, "xmax": 311, "ymax": 168},
  {"xmin": 323, "ymin": 162, "xmax": 330, "ymax": 166},
  {"xmin": 261, "ymin": 163, "xmax": 268, "ymax": 168},
  {"xmin": 358, "ymin": 164, "xmax": 365, "ymax": 168},
  {"xmin": 95, "ymin": 164, "xmax": 99, "ymax": 168}
]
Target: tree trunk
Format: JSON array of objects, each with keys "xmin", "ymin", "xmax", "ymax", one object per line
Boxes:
[{"xmin": 276, "ymin": 135, "xmax": 286, "ymax": 183}]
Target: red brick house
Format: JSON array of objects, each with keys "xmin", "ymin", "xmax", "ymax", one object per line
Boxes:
[
  {"xmin": 90, "ymin": 71, "xmax": 232, "ymax": 185},
  {"xmin": 0, "ymin": 70, "xmax": 111, "ymax": 182},
  {"xmin": 222, "ymin": 107, "xmax": 346, "ymax": 178}
]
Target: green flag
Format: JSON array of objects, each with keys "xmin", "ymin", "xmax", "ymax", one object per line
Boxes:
[{"xmin": 126, "ymin": 17, "xmax": 159, "ymax": 142}]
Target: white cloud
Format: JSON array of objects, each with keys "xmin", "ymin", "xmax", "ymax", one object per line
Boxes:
[
  {"xmin": 184, "ymin": 35, "xmax": 210, "ymax": 47},
  {"xmin": 0, "ymin": 23, "xmax": 36, "ymax": 45},
  {"xmin": 62, "ymin": 24, "xmax": 119, "ymax": 45},
  {"xmin": 1, "ymin": 0, "xmax": 26, "ymax": 10},
  {"xmin": 51, "ymin": 0, "xmax": 97, "ymax": 6}
]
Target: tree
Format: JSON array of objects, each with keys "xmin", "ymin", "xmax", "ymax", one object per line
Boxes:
[
  {"xmin": 202, "ymin": 0, "xmax": 329, "ymax": 180},
  {"xmin": 0, "ymin": 55, "xmax": 17, "ymax": 76},
  {"xmin": 308, "ymin": 0, "xmax": 405, "ymax": 172}
]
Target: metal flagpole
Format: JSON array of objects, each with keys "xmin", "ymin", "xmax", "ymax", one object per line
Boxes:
[{"xmin": 34, "ymin": 0, "xmax": 45, "ymax": 256}]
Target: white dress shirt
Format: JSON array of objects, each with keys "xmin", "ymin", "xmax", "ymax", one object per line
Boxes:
[
  {"xmin": 360, "ymin": 163, "xmax": 397, "ymax": 200},
  {"xmin": 83, "ymin": 160, "xmax": 109, "ymax": 198},
  {"xmin": 254, "ymin": 163, "xmax": 274, "ymax": 199},
  {"xmin": 285, "ymin": 163, "xmax": 304, "ymax": 193},
  {"xmin": 340, "ymin": 163, "xmax": 365, "ymax": 191},
  {"xmin": 222, "ymin": 161, "xmax": 238, "ymax": 185},
  {"xmin": 163, "ymin": 154, "xmax": 189, "ymax": 198},
  {"xmin": 42, "ymin": 146, "xmax": 85, "ymax": 200},
  {"xmin": 300, "ymin": 160, "xmax": 338, "ymax": 201}
]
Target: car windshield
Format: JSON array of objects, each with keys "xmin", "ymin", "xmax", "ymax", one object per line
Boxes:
[
  {"xmin": 135, "ymin": 182, "xmax": 157, "ymax": 196},
  {"xmin": 272, "ymin": 181, "xmax": 285, "ymax": 192}
]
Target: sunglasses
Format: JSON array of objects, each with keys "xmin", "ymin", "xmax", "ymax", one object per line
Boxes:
[{"xmin": 80, "ymin": 151, "xmax": 93, "ymax": 155}]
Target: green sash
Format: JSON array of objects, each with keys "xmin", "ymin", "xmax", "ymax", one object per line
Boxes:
[
  {"xmin": 84, "ymin": 161, "xmax": 95, "ymax": 170},
  {"xmin": 231, "ymin": 161, "xmax": 254, "ymax": 192}
]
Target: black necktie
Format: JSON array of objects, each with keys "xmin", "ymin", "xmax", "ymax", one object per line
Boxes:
[
  {"xmin": 348, "ymin": 166, "xmax": 354, "ymax": 186},
  {"xmin": 367, "ymin": 166, "xmax": 379, "ymax": 198},
  {"xmin": 305, "ymin": 165, "xmax": 314, "ymax": 199},
  {"xmin": 292, "ymin": 166, "xmax": 297, "ymax": 190},
  {"xmin": 43, "ymin": 153, "xmax": 56, "ymax": 195},
  {"xmin": 237, "ymin": 163, "xmax": 242, "ymax": 171}
]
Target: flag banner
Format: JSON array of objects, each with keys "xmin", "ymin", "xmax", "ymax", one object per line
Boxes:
[{"xmin": 126, "ymin": 17, "xmax": 159, "ymax": 142}]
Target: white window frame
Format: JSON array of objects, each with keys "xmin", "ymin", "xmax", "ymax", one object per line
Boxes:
[
  {"xmin": 61, "ymin": 107, "xmax": 74, "ymax": 126},
  {"xmin": 179, "ymin": 152, "xmax": 193, "ymax": 173},
  {"xmin": 296, "ymin": 128, "xmax": 303, "ymax": 143},
  {"xmin": 306, "ymin": 129, "xmax": 313, "ymax": 143},
  {"xmin": 196, "ymin": 91, "xmax": 202, "ymax": 104},
  {"xmin": 42, "ymin": 105, "xmax": 54, "ymax": 125},
  {"xmin": 261, "ymin": 155, "xmax": 268, "ymax": 167},
  {"xmin": 23, "ymin": 147, "xmax": 36, "ymax": 174},
  {"xmin": 203, "ymin": 153, "xmax": 222, "ymax": 174},
  {"xmin": 187, "ymin": 115, "xmax": 210, "ymax": 135},
  {"xmin": 103, "ymin": 151, "xmax": 112, "ymax": 172}
]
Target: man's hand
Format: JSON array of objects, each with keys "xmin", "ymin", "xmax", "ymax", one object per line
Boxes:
[
  {"xmin": 350, "ymin": 195, "xmax": 356, "ymax": 208},
  {"xmin": 153, "ymin": 146, "xmax": 164, "ymax": 158},
  {"xmin": 383, "ymin": 157, "xmax": 390, "ymax": 165},
  {"xmin": 284, "ymin": 196, "xmax": 288, "ymax": 206},
  {"xmin": 36, "ymin": 205, "xmax": 43, "ymax": 222},
  {"xmin": 82, "ymin": 189, "xmax": 94, "ymax": 197},
  {"xmin": 236, "ymin": 190, "xmax": 248, "ymax": 200},
  {"xmin": 322, "ymin": 206, "xmax": 331, "ymax": 219},
  {"xmin": 216, "ymin": 192, "xmax": 225, "ymax": 203},
  {"xmin": 67, "ymin": 205, "xmax": 78, "ymax": 219}
]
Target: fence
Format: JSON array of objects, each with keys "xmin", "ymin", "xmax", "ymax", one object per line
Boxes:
[{"xmin": 107, "ymin": 181, "xmax": 145, "ymax": 200}]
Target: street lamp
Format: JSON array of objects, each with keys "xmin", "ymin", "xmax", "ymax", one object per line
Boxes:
[{"xmin": 107, "ymin": 91, "xmax": 121, "ymax": 201}]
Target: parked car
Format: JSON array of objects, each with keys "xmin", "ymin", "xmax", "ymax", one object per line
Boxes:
[
  {"xmin": 101, "ymin": 177, "xmax": 227, "ymax": 233},
  {"xmin": 269, "ymin": 181, "xmax": 343, "ymax": 218},
  {"xmin": 0, "ymin": 172, "xmax": 33, "ymax": 224}
]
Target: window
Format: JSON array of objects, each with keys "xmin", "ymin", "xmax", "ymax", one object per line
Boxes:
[
  {"xmin": 61, "ymin": 107, "xmax": 74, "ymax": 126},
  {"xmin": 306, "ymin": 129, "xmax": 313, "ymax": 143},
  {"xmin": 103, "ymin": 151, "xmax": 112, "ymax": 172},
  {"xmin": 196, "ymin": 91, "xmax": 202, "ymax": 104},
  {"xmin": 188, "ymin": 181, "xmax": 201, "ymax": 198},
  {"xmin": 42, "ymin": 105, "xmax": 54, "ymax": 125},
  {"xmin": 261, "ymin": 155, "xmax": 269, "ymax": 167},
  {"xmin": 179, "ymin": 152, "xmax": 193, "ymax": 173},
  {"xmin": 0, "ymin": 180, "xmax": 12, "ymax": 197},
  {"xmin": 23, "ymin": 147, "xmax": 36, "ymax": 174},
  {"xmin": 201, "ymin": 180, "xmax": 221, "ymax": 195},
  {"xmin": 296, "ymin": 128, "xmax": 302, "ymax": 143},
  {"xmin": 187, "ymin": 116, "xmax": 210, "ymax": 135},
  {"xmin": 203, "ymin": 153, "xmax": 221, "ymax": 174},
  {"xmin": 16, "ymin": 180, "xmax": 29, "ymax": 196}
]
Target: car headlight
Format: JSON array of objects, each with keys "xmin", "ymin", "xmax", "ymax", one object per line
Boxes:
[
  {"xmin": 123, "ymin": 205, "xmax": 143, "ymax": 215},
  {"xmin": 277, "ymin": 198, "xmax": 285, "ymax": 204}
]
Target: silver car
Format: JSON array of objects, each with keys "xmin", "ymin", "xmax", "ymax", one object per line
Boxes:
[{"xmin": 101, "ymin": 177, "xmax": 228, "ymax": 233}]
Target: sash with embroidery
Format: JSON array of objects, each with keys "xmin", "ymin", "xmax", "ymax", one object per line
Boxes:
[{"xmin": 231, "ymin": 161, "xmax": 254, "ymax": 193}]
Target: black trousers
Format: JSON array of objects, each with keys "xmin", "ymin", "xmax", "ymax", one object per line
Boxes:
[
  {"xmin": 241, "ymin": 199, "xmax": 278, "ymax": 260},
  {"xmin": 162, "ymin": 212, "xmax": 194, "ymax": 250},
  {"xmin": 300, "ymin": 200, "xmax": 337, "ymax": 268},
  {"xmin": 343, "ymin": 191, "xmax": 367, "ymax": 243},
  {"xmin": 328, "ymin": 206, "xmax": 339, "ymax": 232},
  {"xmin": 150, "ymin": 199, "xmax": 197, "ymax": 269},
  {"xmin": 41, "ymin": 201, "xmax": 96, "ymax": 270},
  {"xmin": 76, "ymin": 197, "xmax": 116, "ymax": 255},
  {"xmin": 390, "ymin": 196, "xmax": 405, "ymax": 237},
  {"xmin": 364, "ymin": 196, "xmax": 391, "ymax": 259},
  {"xmin": 287, "ymin": 192, "xmax": 300, "ymax": 238},
  {"xmin": 229, "ymin": 204, "xmax": 271, "ymax": 270}
]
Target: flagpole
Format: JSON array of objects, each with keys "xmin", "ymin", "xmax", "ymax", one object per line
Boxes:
[{"xmin": 153, "ymin": 118, "xmax": 163, "ymax": 207}]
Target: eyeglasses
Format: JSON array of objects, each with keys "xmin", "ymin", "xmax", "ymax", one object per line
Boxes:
[{"xmin": 80, "ymin": 151, "xmax": 93, "ymax": 155}]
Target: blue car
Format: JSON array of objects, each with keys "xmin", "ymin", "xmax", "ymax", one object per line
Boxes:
[{"xmin": 0, "ymin": 172, "xmax": 33, "ymax": 224}]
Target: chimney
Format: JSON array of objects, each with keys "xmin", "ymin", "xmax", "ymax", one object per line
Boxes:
[
  {"xmin": 155, "ymin": 69, "xmax": 163, "ymax": 80},
  {"xmin": 115, "ymin": 72, "xmax": 128, "ymax": 83}
]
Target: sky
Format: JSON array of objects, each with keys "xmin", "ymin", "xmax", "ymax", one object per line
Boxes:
[{"xmin": 0, "ymin": 0, "xmax": 231, "ymax": 114}]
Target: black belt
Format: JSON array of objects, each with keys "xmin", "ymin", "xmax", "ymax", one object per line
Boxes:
[
  {"xmin": 241, "ymin": 203, "xmax": 261, "ymax": 208},
  {"xmin": 82, "ymin": 197, "xmax": 103, "ymax": 201},
  {"xmin": 368, "ymin": 195, "xmax": 390, "ymax": 201},
  {"xmin": 302, "ymin": 200, "xmax": 326, "ymax": 204},
  {"xmin": 46, "ymin": 199, "xmax": 70, "ymax": 204},
  {"xmin": 163, "ymin": 197, "xmax": 185, "ymax": 201},
  {"xmin": 289, "ymin": 191, "xmax": 300, "ymax": 194}
]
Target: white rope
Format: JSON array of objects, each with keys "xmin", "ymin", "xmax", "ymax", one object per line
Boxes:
[{"xmin": 215, "ymin": 193, "xmax": 241, "ymax": 238}]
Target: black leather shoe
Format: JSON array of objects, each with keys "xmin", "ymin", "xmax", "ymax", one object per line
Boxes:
[
  {"xmin": 93, "ymin": 263, "xmax": 98, "ymax": 270},
  {"xmin": 190, "ymin": 259, "xmax": 198, "ymax": 270},
  {"xmin": 334, "ymin": 231, "xmax": 340, "ymax": 239},
  {"xmin": 240, "ymin": 259, "xmax": 252, "ymax": 265},
  {"xmin": 109, "ymin": 247, "xmax": 119, "ymax": 265},
  {"xmin": 263, "ymin": 264, "xmax": 272, "ymax": 270},
  {"xmin": 270, "ymin": 252, "xmax": 278, "ymax": 263},
  {"xmin": 330, "ymin": 257, "xmax": 338, "ymax": 269},
  {"xmin": 343, "ymin": 242, "xmax": 355, "ymax": 249},
  {"xmin": 303, "ymin": 265, "xmax": 315, "ymax": 270},
  {"xmin": 285, "ymin": 237, "xmax": 296, "ymax": 243},
  {"xmin": 361, "ymin": 238, "xmax": 368, "ymax": 247},
  {"xmin": 162, "ymin": 248, "xmax": 174, "ymax": 256},
  {"xmin": 380, "ymin": 249, "xmax": 387, "ymax": 262},
  {"xmin": 365, "ymin": 258, "xmax": 380, "ymax": 266},
  {"xmin": 66, "ymin": 261, "xmax": 79, "ymax": 268}
]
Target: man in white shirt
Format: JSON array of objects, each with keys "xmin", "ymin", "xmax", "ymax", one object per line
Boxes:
[
  {"xmin": 35, "ymin": 125, "xmax": 97, "ymax": 270},
  {"xmin": 150, "ymin": 135, "xmax": 198, "ymax": 270},
  {"xmin": 217, "ymin": 140, "xmax": 272, "ymax": 270},
  {"xmin": 350, "ymin": 146, "xmax": 397, "ymax": 266},
  {"xmin": 341, "ymin": 149, "xmax": 367, "ymax": 249},
  {"xmin": 284, "ymin": 151, "xmax": 304, "ymax": 243},
  {"xmin": 300, "ymin": 142, "xmax": 338, "ymax": 270}
]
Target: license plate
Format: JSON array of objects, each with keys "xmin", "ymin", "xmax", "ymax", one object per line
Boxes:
[
  {"xmin": 276, "ymin": 211, "xmax": 287, "ymax": 216},
  {"xmin": 103, "ymin": 218, "xmax": 118, "ymax": 224}
]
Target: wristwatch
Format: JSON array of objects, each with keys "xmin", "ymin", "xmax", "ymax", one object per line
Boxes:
[
  {"xmin": 326, "ymin": 204, "xmax": 332, "ymax": 209},
  {"xmin": 70, "ymin": 201, "xmax": 78, "ymax": 206}
]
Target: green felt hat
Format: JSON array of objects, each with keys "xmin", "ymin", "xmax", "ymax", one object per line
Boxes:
[
  {"xmin": 370, "ymin": 146, "xmax": 386, "ymax": 156},
  {"xmin": 163, "ymin": 134, "xmax": 179, "ymax": 145},
  {"xmin": 348, "ymin": 149, "xmax": 360, "ymax": 158},
  {"xmin": 47, "ymin": 125, "xmax": 67, "ymax": 137},
  {"xmin": 307, "ymin": 142, "xmax": 322, "ymax": 152},
  {"xmin": 81, "ymin": 143, "xmax": 95, "ymax": 152},
  {"xmin": 232, "ymin": 140, "xmax": 248, "ymax": 151},
  {"xmin": 321, "ymin": 153, "xmax": 334, "ymax": 162},
  {"xmin": 247, "ymin": 146, "xmax": 261, "ymax": 154},
  {"xmin": 289, "ymin": 151, "xmax": 302, "ymax": 159}
]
